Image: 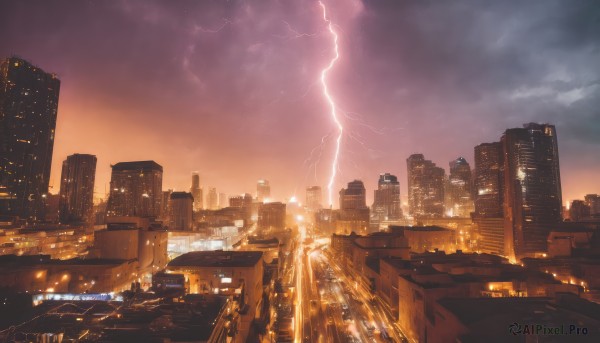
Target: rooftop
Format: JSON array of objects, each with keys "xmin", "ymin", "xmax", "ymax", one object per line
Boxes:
[
  {"xmin": 111, "ymin": 160, "xmax": 163, "ymax": 172},
  {"xmin": 168, "ymin": 250, "xmax": 263, "ymax": 268}
]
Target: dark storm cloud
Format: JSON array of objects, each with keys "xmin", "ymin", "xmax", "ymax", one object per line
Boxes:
[{"xmin": 0, "ymin": 0, "xmax": 598, "ymax": 202}]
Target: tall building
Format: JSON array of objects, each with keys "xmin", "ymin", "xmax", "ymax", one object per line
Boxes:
[
  {"xmin": 447, "ymin": 157, "xmax": 474, "ymax": 217},
  {"xmin": 305, "ymin": 186, "xmax": 322, "ymax": 212},
  {"xmin": 218, "ymin": 192, "xmax": 228, "ymax": 209},
  {"xmin": 339, "ymin": 180, "xmax": 367, "ymax": 210},
  {"xmin": 407, "ymin": 154, "xmax": 445, "ymax": 218},
  {"xmin": 0, "ymin": 57, "xmax": 60, "ymax": 219},
  {"xmin": 474, "ymin": 143, "xmax": 504, "ymax": 218},
  {"xmin": 371, "ymin": 173, "xmax": 402, "ymax": 224},
  {"xmin": 190, "ymin": 172, "xmax": 203, "ymax": 211},
  {"xmin": 169, "ymin": 192, "xmax": 194, "ymax": 230},
  {"xmin": 256, "ymin": 179, "xmax": 270, "ymax": 202},
  {"xmin": 106, "ymin": 161, "xmax": 163, "ymax": 219},
  {"xmin": 257, "ymin": 202, "xmax": 286, "ymax": 232},
  {"xmin": 338, "ymin": 180, "xmax": 370, "ymax": 234},
  {"xmin": 502, "ymin": 123, "xmax": 562, "ymax": 260},
  {"xmin": 206, "ymin": 187, "xmax": 218, "ymax": 210},
  {"xmin": 58, "ymin": 154, "xmax": 97, "ymax": 224},
  {"xmin": 473, "ymin": 142, "xmax": 505, "ymax": 255},
  {"xmin": 229, "ymin": 193, "xmax": 253, "ymax": 225},
  {"xmin": 585, "ymin": 194, "xmax": 600, "ymax": 217}
]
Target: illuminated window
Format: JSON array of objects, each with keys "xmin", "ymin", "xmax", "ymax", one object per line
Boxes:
[{"xmin": 221, "ymin": 277, "xmax": 232, "ymax": 284}]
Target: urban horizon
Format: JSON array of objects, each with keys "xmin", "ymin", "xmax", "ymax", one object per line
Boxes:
[
  {"xmin": 1, "ymin": 0, "xmax": 599, "ymax": 206},
  {"xmin": 2, "ymin": 1, "xmax": 600, "ymax": 343}
]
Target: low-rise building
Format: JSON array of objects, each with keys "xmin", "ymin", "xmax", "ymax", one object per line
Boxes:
[{"xmin": 166, "ymin": 250, "xmax": 264, "ymax": 342}]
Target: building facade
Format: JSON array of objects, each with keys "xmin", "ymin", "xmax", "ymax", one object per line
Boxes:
[
  {"xmin": 371, "ymin": 173, "xmax": 402, "ymax": 227},
  {"xmin": 58, "ymin": 154, "xmax": 96, "ymax": 225},
  {"xmin": 169, "ymin": 192, "xmax": 194, "ymax": 230},
  {"xmin": 0, "ymin": 57, "xmax": 60, "ymax": 220},
  {"xmin": 447, "ymin": 157, "xmax": 474, "ymax": 217},
  {"xmin": 502, "ymin": 123, "xmax": 562, "ymax": 260},
  {"xmin": 106, "ymin": 161, "xmax": 163, "ymax": 219},
  {"xmin": 190, "ymin": 172, "xmax": 203, "ymax": 211},
  {"xmin": 473, "ymin": 142, "xmax": 505, "ymax": 255},
  {"xmin": 256, "ymin": 179, "xmax": 270, "ymax": 202},
  {"xmin": 305, "ymin": 186, "xmax": 322, "ymax": 212},
  {"xmin": 407, "ymin": 154, "xmax": 445, "ymax": 218}
]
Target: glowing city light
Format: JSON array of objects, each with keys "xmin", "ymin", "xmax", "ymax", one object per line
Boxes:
[{"xmin": 319, "ymin": 0, "xmax": 342, "ymax": 207}]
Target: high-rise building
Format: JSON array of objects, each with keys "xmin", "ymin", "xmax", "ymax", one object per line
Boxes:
[
  {"xmin": 407, "ymin": 154, "xmax": 445, "ymax": 218},
  {"xmin": 257, "ymin": 202, "xmax": 286, "ymax": 232},
  {"xmin": 58, "ymin": 154, "xmax": 97, "ymax": 224},
  {"xmin": 229, "ymin": 193, "xmax": 253, "ymax": 225},
  {"xmin": 305, "ymin": 186, "xmax": 322, "ymax": 212},
  {"xmin": 106, "ymin": 161, "xmax": 163, "ymax": 219},
  {"xmin": 339, "ymin": 180, "xmax": 367, "ymax": 210},
  {"xmin": 0, "ymin": 57, "xmax": 60, "ymax": 219},
  {"xmin": 337, "ymin": 180, "xmax": 370, "ymax": 234},
  {"xmin": 473, "ymin": 142, "xmax": 505, "ymax": 255},
  {"xmin": 256, "ymin": 179, "xmax": 270, "ymax": 202},
  {"xmin": 161, "ymin": 189, "xmax": 173, "ymax": 221},
  {"xmin": 371, "ymin": 173, "xmax": 402, "ymax": 224},
  {"xmin": 502, "ymin": 123, "xmax": 562, "ymax": 260},
  {"xmin": 206, "ymin": 187, "xmax": 218, "ymax": 210},
  {"xmin": 190, "ymin": 172, "xmax": 203, "ymax": 211},
  {"xmin": 218, "ymin": 192, "xmax": 228, "ymax": 209},
  {"xmin": 447, "ymin": 157, "xmax": 474, "ymax": 217},
  {"xmin": 474, "ymin": 143, "xmax": 504, "ymax": 218},
  {"xmin": 569, "ymin": 200, "xmax": 590, "ymax": 222},
  {"xmin": 585, "ymin": 194, "xmax": 600, "ymax": 217},
  {"xmin": 169, "ymin": 192, "xmax": 194, "ymax": 230}
]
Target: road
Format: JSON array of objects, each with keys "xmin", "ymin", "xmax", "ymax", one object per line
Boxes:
[{"xmin": 288, "ymin": 234, "xmax": 409, "ymax": 343}]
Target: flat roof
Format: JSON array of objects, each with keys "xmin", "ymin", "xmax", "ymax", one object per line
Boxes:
[
  {"xmin": 111, "ymin": 160, "xmax": 162, "ymax": 172},
  {"xmin": 169, "ymin": 250, "xmax": 263, "ymax": 268}
]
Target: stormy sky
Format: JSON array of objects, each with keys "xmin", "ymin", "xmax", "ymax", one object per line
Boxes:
[{"xmin": 1, "ymin": 0, "xmax": 599, "ymax": 206}]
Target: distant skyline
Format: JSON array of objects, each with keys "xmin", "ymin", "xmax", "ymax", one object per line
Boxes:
[{"xmin": 1, "ymin": 0, "xmax": 599, "ymax": 206}]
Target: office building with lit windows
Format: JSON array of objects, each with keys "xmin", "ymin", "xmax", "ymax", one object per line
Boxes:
[
  {"xmin": 0, "ymin": 57, "xmax": 60, "ymax": 220},
  {"xmin": 106, "ymin": 161, "xmax": 163, "ymax": 219},
  {"xmin": 190, "ymin": 172, "xmax": 203, "ymax": 211},
  {"xmin": 256, "ymin": 179, "xmax": 270, "ymax": 202},
  {"xmin": 371, "ymin": 173, "xmax": 402, "ymax": 229},
  {"xmin": 58, "ymin": 154, "xmax": 96, "ymax": 225},
  {"xmin": 502, "ymin": 123, "xmax": 562, "ymax": 260},
  {"xmin": 407, "ymin": 154, "xmax": 445, "ymax": 218}
]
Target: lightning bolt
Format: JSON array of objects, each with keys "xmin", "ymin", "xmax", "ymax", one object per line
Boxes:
[{"xmin": 319, "ymin": 1, "xmax": 342, "ymax": 207}]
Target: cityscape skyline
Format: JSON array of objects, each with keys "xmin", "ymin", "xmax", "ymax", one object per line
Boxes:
[
  {"xmin": 1, "ymin": 1, "xmax": 599, "ymax": 206},
  {"xmin": 2, "ymin": 2, "xmax": 600, "ymax": 342}
]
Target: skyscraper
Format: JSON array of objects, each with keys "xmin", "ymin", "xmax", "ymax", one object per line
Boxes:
[
  {"xmin": 371, "ymin": 173, "xmax": 402, "ymax": 224},
  {"xmin": 256, "ymin": 179, "xmax": 270, "ymax": 202},
  {"xmin": 339, "ymin": 180, "xmax": 367, "ymax": 210},
  {"xmin": 190, "ymin": 172, "xmax": 203, "ymax": 211},
  {"xmin": 0, "ymin": 57, "xmax": 60, "ymax": 219},
  {"xmin": 474, "ymin": 143, "xmax": 504, "ymax": 218},
  {"xmin": 502, "ymin": 123, "xmax": 562, "ymax": 260},
  {"xmin": 218, "ymin": 192, "xmax": 228, "ymax": 209},
  {"xmin": 305, "ymin": 186, "xmax": 322, "ymax": 212},
  {"xmin": 473, "ymin": 142, "xmax": 505, "ymax": 255},
  {"xmin": 106, "ymin": 161, "xmax": 163, "ymax": 219},
  {"xmin": 206, "ymin": 187, "xmax": 218, "ymax": 210},
  {"xmin": 338, "ymin": 180, "xmax": 370, "ymax": 234},
  {"xmin": 407, "ymin": 154, "xmax": 445, "ymax": 218},
  {"xmin": 58, "ymin": 154, "xmax": 97, "ymax": 224},
  {"xmin": 169, "ymin": 192, "xmax": 194, "ymax": 230},
  {"xmin": 447, "ymin": 157, "xmax": 474, "ymax": 217}
]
